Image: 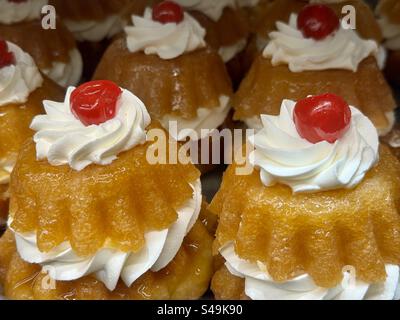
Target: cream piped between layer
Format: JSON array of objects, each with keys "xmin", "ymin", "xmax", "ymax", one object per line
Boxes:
[
  {"xmin": 263, "ymin": 13, "xmax": 380, "ymax": 72},
  {"xmin": 0, "ymin": 0, "xmax": 47, "ymax": 24},
  {"xmin": 42, "ymin": 48, "xmax": 83, "ymax": 87},
  {"xmin": 125, "ymin": 8, "xmax": 206, "ymax": 60},
  {"xmin": 378, "ymin": 16, "xmax": 400, "ymax": 51},
  {"xmin": 174, "ymin": 0, "xmax": 236, "ymax": 21},
  {"xmin": 221, "ymin": 243, "xmax": 400, "ymax": 300},
  {"xmin": 30, "ymin": 86, "xmax": 151, "ymax": 171},
  {"xmin": 10, "ymin": 180, "xmax": 201, "ymax": 291},
  {"xmin": 248, "ymin": 99, "xmax": 379, "ymax": 193},
  {"xmin": 0, "ymin": 42, "xmax": 43, "ymax": 107},
  {"xmin": 160, "ymin": 95, "xmax": 231, "ymax": 142}
]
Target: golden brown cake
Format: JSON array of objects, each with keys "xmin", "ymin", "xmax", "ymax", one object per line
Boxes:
[
  {"xmin": 234, "ymin": 56, "xmax": 396, "ymax": 135},
  {"xmin": 0, "ymin": 80, "xmax": 213, "ymax": 300},
  {"xmin": 136, "ymin": 0, "xmax": 250, "ymax": 85},
  {"xmin": 10, "ymin": 139, "xmax": 198, "ymax": 255},
  {"xmin": 211, "ymin": 94, "xmax": 400, "ymax": 300},
  {"xmin": 234, "ymin": 1, "xmax": 396, "ymax": 136},
  {"xmin": 94, "ymin": 5, "xmax": 234, "ymax": 172},
  {"xmin": 255, "ymin": 0, "xmax": 382, "ymax": 45},
  {"xmin": 0, "ymin": 1, "xmax": 82, "ymax": 87},
  {"xmin": 0, "ymin": 221, "xmax": 212, "ymax": 300},
  {"xmin": 376, "ymin": 0, "xmax": 400, "ymax": 85},
  {"xmin": 0, "ymin": 40, "xmax": 64, "ymax": 227}
]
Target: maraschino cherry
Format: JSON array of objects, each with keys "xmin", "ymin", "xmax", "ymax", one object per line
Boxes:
[
  {"xmin": 297, "ymin": 4, "xmax": 340, "ymax": 40},
  {"xmin": 152, "ymin": 1, "xmax": 184, "ymax": 24},
  {"xmin": 0, "ymin": 40, "xmax": 16, "ymax": 69},
  {"xmin": 294, "ymin": 93, "xmax": 351, "ymax": 144},
  {"xmin": 70, "ymin": 80, "xmax": 122, "ymax": 126}
]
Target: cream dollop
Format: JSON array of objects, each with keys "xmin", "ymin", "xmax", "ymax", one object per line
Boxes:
[
  {"xmin": 64, "ymin": 15, "xmax": 125, "ymax": 42},
  {"xmin": 0, "ymin": 42, "xmax": 43, "ymax": 107},
  {"xmin": 221, "ymin": 243, "xmax": 400, "ymax": 300},
  {"xmin": 0, "ymin": 0, "xmax": 47, "ymax": 24},
  {"xmin": 10, "ymin": 180, "xmax": 201, "ymax": 291},
  {"xmin": 125, "ymin": 8, "xmax": 206, "ymax": 60},
  {"xmin": 160, "ymin": 95, "xmax": 231, "ymax": 142},
  {"xmin": 30, "ymin": 86, "xmax": 151, "ymax": 171},
  {"xmin": 248, "ymin": 99, "xmax": 379, "ymax": 193},
  {"xmin": 174, "ymin": 0, "xmax": 236, "ymax": 21},
  {"xmin": 378, "ymin": 16, "xmax": 400, "ymax": 51},
  {"xmin": 263, "ymin": 14, "xmax": 380, "ymax": 72},
  {"xmin": 42, "ymin": 48, "xmax": 83, "ymax": 87}
]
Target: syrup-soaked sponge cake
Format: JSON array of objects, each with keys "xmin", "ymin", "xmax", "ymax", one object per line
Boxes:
[
  {"xmin": 94, "ymin": 41, "xmax": 233, "ymax": 121},
  {"xmin": 0, "ymin": 221, "xmax": 213, "ymax": 300},
  {"xmin": 0, "ymin": 20, "xmax": 76, "ymax": 71},
  {"xmin": 233, "ymin": 57, "xmax": 396, "ymax": 135},
  {"xmin": 0, "ymin": 78, "xmax": 63, "ymax": 163},
  {"xmin": 210, "ymin": 145, "xmax": 400, "ymax": 288},
  {"xmin": 9, "ymin": 136, "xmax": 200, "ymax": 257}
]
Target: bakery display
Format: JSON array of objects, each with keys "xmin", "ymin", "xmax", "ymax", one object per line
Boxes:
[
  {"xmin": 211, "ymin": 94, "xmax": 400, "ymax": 300},
  {"xmin": 0, "ymin": 0, "xmax": 82, "ymax": 87},
  {"xmin": 0, "ymin": 0, "xmax": 399, "ymax": 301}
]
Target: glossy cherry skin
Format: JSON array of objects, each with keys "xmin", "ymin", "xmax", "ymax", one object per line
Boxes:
[
  {"xmin": 294, "ymin": 93, "xmax": 351, "ymax": 144},
  {"xmin": 297, "ymin": 4, "xmax": 340, "ymax": 40},
  {"xmin": 70, "ymin": 80, "xmax": 122, "ymax": 126},
  {"xmin": 152, "ymin": 1, "xmax": 184, "ymax": 24},
  {"xmin": 0, "ymin": 40, "xmax": 16, "ymax": 68}
]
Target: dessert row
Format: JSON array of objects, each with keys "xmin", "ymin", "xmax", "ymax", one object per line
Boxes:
[{"xmin": 0, "ymin": 0, "xmax": 399, "ymax": 300}]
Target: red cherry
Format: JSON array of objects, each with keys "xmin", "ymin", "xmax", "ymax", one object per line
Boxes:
[
  {"xmin": 0, "ymin": 40, "xmax": 16, "ymax": 69},
  {"xmin": 152, "ymin": 1, "xmax": 184, "ymax": 24},
  {"xmin": 297, "ymin": 4, "xmax": 340, "ymax": 40},
  {"xmin": 294, "ymin": 94, "xmax": 351, "ymax": 144},
  {"xmin": 70, "ymin": 80, "xmax": 122, "ymax": 126}
]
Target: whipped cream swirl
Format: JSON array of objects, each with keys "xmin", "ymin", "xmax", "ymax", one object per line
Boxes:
[
  {"xmin": 0, "ymin": 42, "xmax": 43, "ymax": 107},
  {"xmin": 125, "ymin": 8, "xmax": 206, "ymax": 60},
  {"xmin": 248, "ymin": 99, "xmax": 379, "ymax": 193},
  {"xmin": 174, "ymin": 0, "xmax": 236, "ymax": 21},
  {"xmin": 263, "ymin": 14, "xmax": 380, "ymax": 72},
  {"xmin": 378, "ymin": 16, "xmax": 400, "ymax": 51},
  {"xmin": 10, "ymin": 180, "xmax": 202, "ymax": 291},
  {"xmin": 30, "ymin": 86, "xmax": 151, "ymax": 171},
  {"xmin": 221, "ymin": 243, "xmax": 400, "ymax": 300},
  {"xmin": 0, "ymin": 0, "xmax": 47, "ymax": 24}
]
